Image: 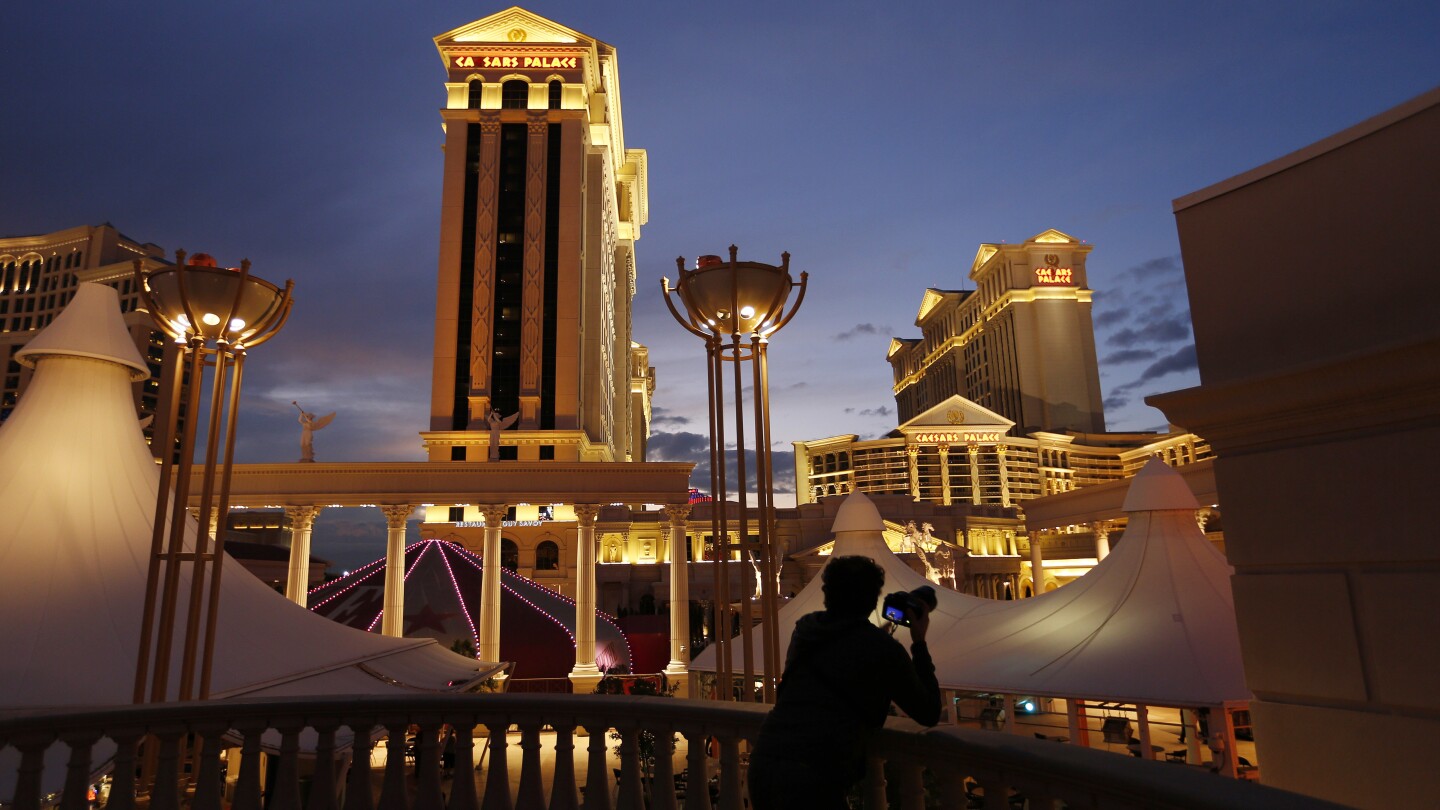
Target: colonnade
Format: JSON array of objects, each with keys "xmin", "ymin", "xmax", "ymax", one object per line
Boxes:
[{"xmin": 270, "ymin": 500, "xmax": 692, "ymax": 692}]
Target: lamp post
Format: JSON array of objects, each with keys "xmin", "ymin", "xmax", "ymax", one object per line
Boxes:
[
  {"xmin": 131, "ymin": 251, "xmax": 293, "ymax": 703},
  {"xmin": 662, "ymin": 247, "xmax": 806, "ymax": 703}
]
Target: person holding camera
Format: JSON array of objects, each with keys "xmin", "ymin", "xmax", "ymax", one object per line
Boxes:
[{"xmin": 747, "ymin": 555, "xmax": 941, "ymax": 809}]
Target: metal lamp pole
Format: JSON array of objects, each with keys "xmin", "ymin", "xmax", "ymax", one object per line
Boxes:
[
  {"xmin": 662, "ymin": 246, "xmax": 807, "ymax": 702},
  {"xmin": 131, "ymin": 250, "xmax": 293, "ymax": 704}
]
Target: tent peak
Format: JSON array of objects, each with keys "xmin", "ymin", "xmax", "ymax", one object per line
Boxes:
[
  {"xmin": 1122, "ymin": 457, "xmax": 1201, "ymax": 513},
  {"xmin": 832, "ymin": 490, "xmax": 884, "ymax": 534},
  {"xmin": 15, "ymin": 283, "xmax": 149, "ymax": 380}
]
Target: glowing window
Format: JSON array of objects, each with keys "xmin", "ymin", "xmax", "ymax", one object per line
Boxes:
[
  {"xmin": 501, "ymin": 80, "xmax": 528, "ymax": 109},
  {"xmin": 535, "ymin": 541, "xmax": 559, "ymax": 570}
]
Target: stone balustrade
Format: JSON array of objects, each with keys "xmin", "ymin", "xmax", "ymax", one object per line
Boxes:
[{"xmin": 1, "ymin": 694, "xmax": 1342, "ymax": 810}]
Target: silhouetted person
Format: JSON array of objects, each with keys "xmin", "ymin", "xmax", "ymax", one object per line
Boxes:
[{"xmin": 747, "ymin": 555, "xmax": 941, "ymax": 809}]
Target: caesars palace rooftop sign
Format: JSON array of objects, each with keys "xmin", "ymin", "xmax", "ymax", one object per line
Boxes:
[
  {"xmin": 907, "ymin": 431, "xmax": 1006, "ymax": 444},
  {"xmin": 453, "ymin": 54, "xmax": 579, "ymax": 70}
]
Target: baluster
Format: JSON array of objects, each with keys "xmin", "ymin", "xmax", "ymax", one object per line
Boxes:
[
  {"xmin": 149, "ymin": 727, "xmax": 184, "ymax": 810},
  {"xmin": 515, "ymin": 722, "xmax": 545, "ymax": 809},
  {"xmin": 861, "ymin": 755, "xmax": 886, "ymax": 810},
  {"xmin": 649, "ymin": 724, "xmax": 677, "ymax": 810},
  {"xmin": 681, "ymin": 728, "xmax": 710, "ymax": 810},
  {"xmin": 269, "ymin": 725, "xmax": 305, "ymax": 810},
  {"xmin": 59, "ymin": 733, "xmax": 98, "ymax": 810},
  {"xmin": 231, "ymin": 725, "xmax": 266, "ymax": 810},
  {"xmin": 343, "ymin": 725, "xmax": 376, "ymax": 810},
  {"xmin": 377, "ymin": 722, "xmax": 411, "ymax": 810},
  {"xmin": 11, "ymin": 736, "xmax": 49, "ymax": 810},
  {"xmin": 895, "ymin": 760, "xmax": 925, "ymax": 810},
  {"xmin": 480, "ymin": 719, "xmax": 512, "ymax": 810},
  {"xmin": 415, "ymin": 722, "xmax": 446, "ymax": 810},
  {"xmin": 190, "ymin": 725, "xmax": 228, "ymax": 810},
  {"xmin": 977, "ymin": 774, "xmax": 1009, "ymax": 810},
  {"xmin": 1023, "ymin": 787, "xmax": 1057, "ymax": 810},
  {"xmin": 614, "ymin": 726, "xmax": 643, "ymax": 810},
  {"xmin": 715, "ymin": 735, "xmax": 741, "ymax": 810},
  {"xmin": 106, "ymin": 729, "xmax": 143, "ymax": 810},
  {"xmin": 547, "ymin": 722, "xmax": 578, "ymax": 810},
  {"xmin": 308, "ymin": 721, "xmax": 341, "ymax": 810},
  {"xmin": 447, "ymin": 721, "xmax": 479, "ymax": 810},
  {"xmin": 936, "ymin": 768, "xmax": 967, "ymax": 810},
  {"xmin": 581, "ymin": 722, "xmax": 611, "ymax": 810}
]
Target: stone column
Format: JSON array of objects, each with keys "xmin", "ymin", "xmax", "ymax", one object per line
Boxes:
[
  {"xmin": 1091, "ymin": 521, "xmax": 1112, "ymax": 561},
  {"xmin": 379, "ymin": 505, "xmax": 413, "ymax": 637},
  {"xmin": 663, "ymin": 504, "xmax": 692, "ymax": 689},
  {"xmin": 569, "ymin": 504, "xmax": 603, "ymax": 692},
  {"xmin": 967, "ymin": 444, "xmax": 982, "ymax": 505},
  {"xmin": 937, "ymin": 444, "xmax": 952, "ymax": 506},
  {"xmin": 905, "ymin": 444, "xmax": 921, "ymax": 501},
  {"xmin": 283, "ymin": 506, "xmax": 320, "ymax": 607},
  {"xmin": 1028, "ymin": 532, "xmax": 1045, "ymax": 597},
  {"xmin": 478, "ymin": 504, "xmax": 508, "ymax": 664}
]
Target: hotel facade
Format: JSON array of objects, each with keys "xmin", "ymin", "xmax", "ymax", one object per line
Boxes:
[
  {"xmin": 794, "ymin": 230, "xmax": 1218, "ymax": 596},
  {"xmin": 0, "ymin": 223, "xmax": 175, "ymax": 453}
]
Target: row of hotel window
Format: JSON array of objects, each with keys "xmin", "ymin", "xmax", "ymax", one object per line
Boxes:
[
  {"xmin": 1, "ymin": 255, "xmax": 82, "ymax": 295},
  {"xmin": 469, "ymin": 80, "xmax": 564, "ymax": 110}
]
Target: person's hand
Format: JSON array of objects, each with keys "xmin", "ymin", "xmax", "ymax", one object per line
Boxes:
[{"xmin": 909, "ymin": 604, "xmax": 930, "ymax": 644}]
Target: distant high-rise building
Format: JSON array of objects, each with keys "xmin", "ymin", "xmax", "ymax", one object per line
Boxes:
[
  {"xmin": 0, "ymin": 224, "xmax": 176, "ymax": 454},
  {"xmin": 887, "ymin": 229, "xmax": 1105, "ymax": 435},
  {"xmin": 424, "ymin": 8, "xmax": 652, "ymax": 463}
]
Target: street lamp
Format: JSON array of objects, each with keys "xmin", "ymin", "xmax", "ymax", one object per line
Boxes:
[
  {"xmin": 131, "ymin": 250, "xmax": 293, "ymax": 703},
  {"xmin": 662, "ymin": 247, "xmax": 807, "ymax": 702}
]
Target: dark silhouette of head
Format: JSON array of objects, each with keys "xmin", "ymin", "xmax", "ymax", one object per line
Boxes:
[{"xmin": 821, "ymin": 555, "xmax": 886, "ymax": 619}]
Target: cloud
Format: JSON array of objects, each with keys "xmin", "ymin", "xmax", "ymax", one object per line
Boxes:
[
  {"xmin": 833, "ymin": 323, "xmax": 893, "ymax": 341},
  {"xmin": 1102, "ymin": 348, "xmax": 1159, "ymax": 365},
  {"xmin": 1109, "ymin": 344, "xmax": 1198, "ymax": 396},
  {"xmin": 647, "ymin": 430, "xmax": 794, "ymax": 498},
  {"xmin": 649, "ymin": 406, "xmax": 691, "ymax": 427},
  {"xmin": 1105, "ymin": 312, "xmax": 1191, "ymax": 348},
  {"xmin": 858, "ymin": 405, "xmax": 892, "ymax": 418}
]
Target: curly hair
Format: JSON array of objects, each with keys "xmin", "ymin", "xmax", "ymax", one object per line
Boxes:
[{"xmin": 821, "ymin": 555, "xmax": 886, "ymax": 619}]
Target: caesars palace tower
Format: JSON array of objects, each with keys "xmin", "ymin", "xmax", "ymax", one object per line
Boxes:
[{"xmin": 424, "ymin": 8, "xmax": 653, "ymax": 466}]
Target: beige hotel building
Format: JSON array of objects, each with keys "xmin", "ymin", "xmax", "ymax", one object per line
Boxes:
[{"xmin": 794, "ymin": 230, "xmax": 1219, "ymax": 597}]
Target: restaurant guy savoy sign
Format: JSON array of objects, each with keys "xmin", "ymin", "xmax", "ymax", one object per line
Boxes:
[{"xmin": 453, "ymin": 54, "xmax": 579, "ymax": 69}]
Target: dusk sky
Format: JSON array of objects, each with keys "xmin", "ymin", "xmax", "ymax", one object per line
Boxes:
[{"xmin": 6, "ymin": 2, "xmax": 1437, "ymax": 571}]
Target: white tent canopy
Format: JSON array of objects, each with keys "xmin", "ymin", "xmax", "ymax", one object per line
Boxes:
[
  {"xmin": 695, "ymin": 461, "xmax": 1250, "ymax": 709},
  {"xmin": 0, "ymin": 284, "xmax": 501, "ymax": 712}
]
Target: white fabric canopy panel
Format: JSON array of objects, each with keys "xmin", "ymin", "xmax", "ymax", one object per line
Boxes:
[
  {"xmin": 695, "ymin": 461, "xmax": 1250, "ymax": 709},
  {"xmin": 0, "ymin": 284, "xmax": 502, "ymax": 713}
]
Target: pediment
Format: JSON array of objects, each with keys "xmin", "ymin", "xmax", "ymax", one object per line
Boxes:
[
  {"xmin": 437, "ymin": 7, "xmax": 591, "ymax": 47},
  {"xmin": 971, "ymin": 244, "xmax": 1000, "ymax": 275},
  {"xmin": 898, "ymin": 395, "xmax": 1013, "ymax": 440},
  {"xmin": 1029, "ymin": 228, "xmax": 1076, "ymax": 244}
]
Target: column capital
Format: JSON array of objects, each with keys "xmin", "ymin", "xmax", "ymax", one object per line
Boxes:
[
  {"xmin": 995, "ymin": 444, "xmax": 1008, "ymax": 457},
  {"xmin": 479, "ymin": 504, "xmax": 508, "ymax": 526},
  {"xmin": 573, "ymin": 504, "xmax": 601, "ymax": 527},
  {"xmin": 905, "ymin": 443, "xmax": 920, "ymax": 457},
  {"xmin": 380, "ymin": 504, "xmax": 414, "ymax": 528},
  {"xmin": 937, "ymin": 443, "xmax": 950, "ymax": 457},
  {"xmin": 284, "ymin": 505, "xmax": 321, "ymax": 530},
  {"xmin": 661, "ymin": 503, "xmax": 691, "ymax": 526},
  {"xmin": 967, "ymin": 443, "xmax": 980, "ymax": 457}
]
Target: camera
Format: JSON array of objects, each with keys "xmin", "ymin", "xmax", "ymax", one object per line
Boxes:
[{"xmin": 881, "ymin": 585, "xmax": 937, "ymax": 626}]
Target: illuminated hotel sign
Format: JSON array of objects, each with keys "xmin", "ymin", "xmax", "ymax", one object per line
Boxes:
[
  {"xmin": 1034, "ymin": 267, "xmax": 1073, "ymax": 285},
  {"xmin": 909, "ymin": 431, "xmax": 1005, "ymax": 444},
  {"xmin": 456, "ymin": 520, "xmax": 545, "ymax": 528},
  {"xmin": 453, "ymin": 54, "xmax": 579, "ymax": 69}
]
